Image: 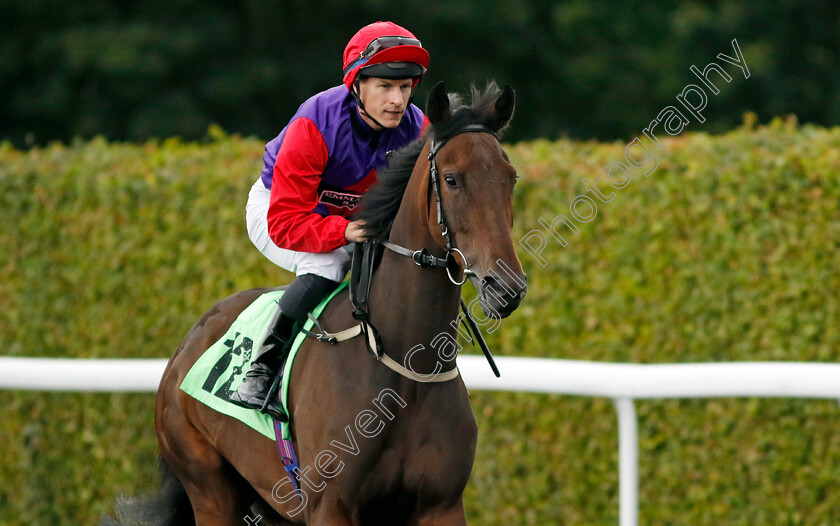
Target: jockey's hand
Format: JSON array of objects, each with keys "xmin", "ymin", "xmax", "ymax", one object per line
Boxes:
[{"xmin": 344, "ymin": 220, "xmax": 370, "ymax": 243}]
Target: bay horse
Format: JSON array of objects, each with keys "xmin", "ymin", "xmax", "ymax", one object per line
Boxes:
[{"xmin": 139, "ymin": 82, "xmax": 525, "ymax": 525}]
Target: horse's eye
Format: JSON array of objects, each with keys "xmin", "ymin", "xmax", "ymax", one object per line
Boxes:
[{"xmin": 444, "ymin": 174, "xmax": 458, "ymax": 189}]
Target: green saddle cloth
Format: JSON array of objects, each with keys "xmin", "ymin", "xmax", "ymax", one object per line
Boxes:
[{"xmin": 180, "ymin": 282, "xmax": 349, "ymax": 441}]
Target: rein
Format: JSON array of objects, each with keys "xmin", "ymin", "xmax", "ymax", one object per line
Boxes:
[{"xmin": 303, "ymin": 124, "xmax": 502, "ymax": 382}]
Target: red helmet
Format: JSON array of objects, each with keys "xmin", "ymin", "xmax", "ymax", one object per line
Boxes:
[{"xmin": 342, "ymin": 21, "xmax": 429, "ymax": 91}]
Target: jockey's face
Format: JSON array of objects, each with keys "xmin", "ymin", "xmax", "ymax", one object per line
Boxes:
[{"xmin": 357, "ymin": 77, "xmax": 414, "ymax": 130}]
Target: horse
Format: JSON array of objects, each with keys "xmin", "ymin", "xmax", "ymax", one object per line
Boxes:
[{"xmin": 132, "ymin": 81, "xmax": 526, "ymax": 526}]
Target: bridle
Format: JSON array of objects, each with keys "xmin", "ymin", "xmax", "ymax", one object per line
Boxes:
[
  {"xmin": 329, "ymin": 123, "xmax": 503, "ymax": 380},
  {"xmin": 382, "ymin": 123, "xmax": 500, "ymax": 286}
]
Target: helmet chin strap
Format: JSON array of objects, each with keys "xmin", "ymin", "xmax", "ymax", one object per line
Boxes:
[{"xmin": 352, "ymin": 81, "xmax": 388, "ymax": 131}]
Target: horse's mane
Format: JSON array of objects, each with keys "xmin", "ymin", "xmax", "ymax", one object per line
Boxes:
[{"xmin": 355, "ymin": 81, "xmax": 508, "ymax": 240}]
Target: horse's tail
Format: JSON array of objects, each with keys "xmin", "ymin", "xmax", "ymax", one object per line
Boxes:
[{"xmin": 99, "ymin": 457, "xmax": 195, "ymax": 526}]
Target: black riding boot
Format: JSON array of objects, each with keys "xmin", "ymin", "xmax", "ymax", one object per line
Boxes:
[
  {"xmin": 229, "ymin": 306, "xmax": 294, "ymax": 420},
  {"xmin": 230, "ymin": 273, "xmax": 340, "ymax": 419}
]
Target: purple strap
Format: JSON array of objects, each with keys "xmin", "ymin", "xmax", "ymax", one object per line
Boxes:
[{"xmin": 274, "ymin": 419, "xmax": 302, "ymax": 500}]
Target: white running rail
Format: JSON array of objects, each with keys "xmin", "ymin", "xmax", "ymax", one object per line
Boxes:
[{"xmin": 3, "ymin": 355, "xmax": 840, "ymax": 526}]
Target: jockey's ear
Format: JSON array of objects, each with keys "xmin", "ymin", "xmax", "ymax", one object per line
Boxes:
[
  {"xmin": 489, "ymin": 84, "xmax": 515, "ymax": 132},
  {"xmin": 426, "ymin": 81, "xmax": 450, "ymax": 124}
]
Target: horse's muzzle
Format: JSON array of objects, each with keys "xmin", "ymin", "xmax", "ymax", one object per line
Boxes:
[{"xmin": 477, "ymin": 274, "xmax": 527, "ymax": 319}]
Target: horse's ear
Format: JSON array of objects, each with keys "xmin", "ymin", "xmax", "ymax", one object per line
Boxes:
[
  {"xmin": 426, "ymin": 81, "xmax": 451, "ymax": 124},
  {"xmin": 490, "ymin": 84, "xmax": 515, "ymax": 131}
]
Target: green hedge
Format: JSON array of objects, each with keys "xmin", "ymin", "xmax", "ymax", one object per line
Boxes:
[{"xmin": 1, "ymin": 120, "xmax": 839, "ymax": 524}]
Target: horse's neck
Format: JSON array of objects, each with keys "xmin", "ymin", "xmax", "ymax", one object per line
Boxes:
[{"xmin": 367, "ymin": 161, "xmax": 462, "ymax": 374}]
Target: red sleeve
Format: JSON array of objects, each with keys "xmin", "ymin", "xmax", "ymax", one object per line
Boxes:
[{"xmin": 266, "ymin": 117, "xmax": 350, "ymax": 253}]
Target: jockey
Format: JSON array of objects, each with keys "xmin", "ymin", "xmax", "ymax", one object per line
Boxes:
[{"xmin": 231, "ymin": 21, "xmax": 430, "ymax": 417}]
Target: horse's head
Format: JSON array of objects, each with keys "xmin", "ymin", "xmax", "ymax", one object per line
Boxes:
[{"xmin": 423, "ymin": 82, "xmax": 527, "ymax": 318}]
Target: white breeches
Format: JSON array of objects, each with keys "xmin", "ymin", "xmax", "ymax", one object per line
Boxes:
[{"xmin": 246, "ymin": 179, "xmax": 351, "ymax": 282}]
